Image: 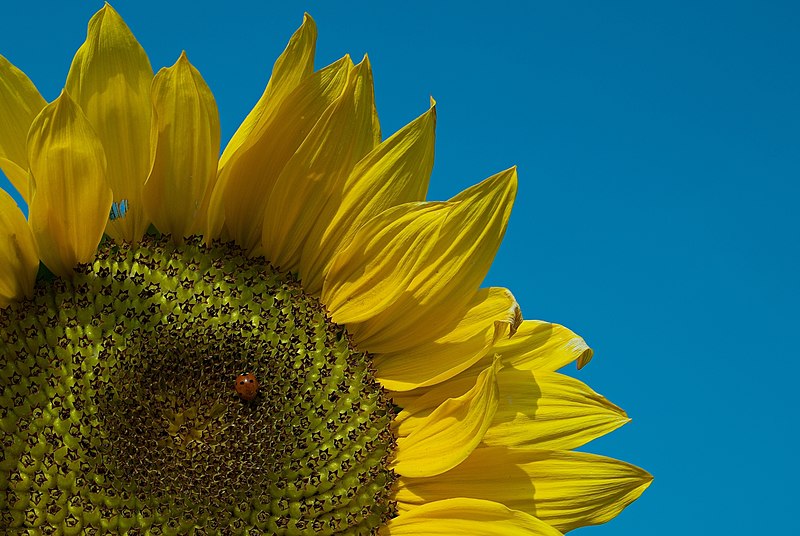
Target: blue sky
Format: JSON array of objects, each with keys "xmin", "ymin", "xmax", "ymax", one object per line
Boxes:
[{"xmin": 2, "ymin": 1, "xmax": 798, "ymax": 534}]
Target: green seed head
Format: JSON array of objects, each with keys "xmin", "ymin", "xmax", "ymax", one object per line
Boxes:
[{"xmin": 1, "ymin": 235, "xmax": 397, "ymax": 534}]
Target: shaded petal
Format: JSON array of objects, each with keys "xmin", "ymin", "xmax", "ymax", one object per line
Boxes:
[
  {"xmin": 261, "ymin": 56, "xmax": 380, "ymax": 269},
  {"xmin": 396, "ymin": 446, "xmax": 653, "ymax": 532},
  {"xmin": 324, "ymin": 168, "xmax": 517, "ymax": 353},
  {"xmin": 0, "ymin": 54, "xmax": 46, "ymax": 201},
  {"xmin": 0, "ymin": 189, "xmax": 38, "ymax": 306},
  {"xmin": 374, "ymin": 287, "xmax": 520, "ymax": 391},
  {"xmin": 300, "ymin": 99, "xmax": 435, "ymax": 294},
  {"xmin": 393, "ymin": 358, "xmax": 500, "ymax": 478},
  {"xmin": 65, "ymin": 3, "xmax": 153, "ymax": 242},
  {"xmin": 483, "ymin": 369, "xmax": 630, "ymax": 449},
  {"xmin": 381, "ymin": 498, "xmax": 563, "ymax": 536},
  {"xmin": 212, "ymin": 57, "xmax": 352, "ymax": 252},
  {"xmin": 27, "ymin": 91, "xmax": 112, "ymax": 278},
  {"xmin": 142, "ymin": 52, "xmax": 220, "ymax": 243}
]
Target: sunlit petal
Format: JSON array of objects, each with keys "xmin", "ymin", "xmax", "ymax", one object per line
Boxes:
[
  {"xmin": 261, "ymin": 57, "xmax": 380, "ymax": 269},
  {"xmin": 393, "ymin": 358, "xmax": 500, "ymax": 478},
  {"xmin": 374, "ymin": 287, "xmax": 520, "ymax": 391},
  {"xmin": 396, "ymin": 446, "xmax": 653, "ymax": 532},
  {"xmin": 206, "ymin": 14, "xmax": 317, "ymax": 242},
  {"xmin": 496, "ymin": 320, "xmax": 593, "ymax": 370},
  {"xmin": 299, "ymin": 99, "xmax": 435, "ymax": 294},
  {"xmin": 213, "ymin": 57, "xmax": 351, "ymax": 252},
  {"xmin": 324, "ymin": 168, "xmax": 517, "ymax": 354},
  {"xmin": 381, "ymin": 498, "xmax": 563, "ymax": 536},
  {"xmin": 483, "ymin": 369, "xmax": 630, "ymax": 449}
]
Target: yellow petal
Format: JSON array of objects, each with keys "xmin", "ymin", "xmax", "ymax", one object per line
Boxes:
[
  {"xmin": 217, "ymin": 14, "xmax": 317, "ymax": 172},
  {"xmin": 0, "ymin": 189, "xmax": 38, "ymax": 306},
  {"xmin": 322, "ymin": 201, "xmax": 451, "ymax": 321},
  {"xmin": 428, "ymin": 321, "xmax": 590, "ymax": 400},
  {"xmin": 395, "ymin": 446, "xmax": 652, "ymax": 532},
  {"xmin": 299, "ymin": 99, "xmax": 436, "ymax": 294},
  {"xmin": 394, "ymin": 323, "xmax": 594, "ymax": 421},
  {"xmin": 381, "ymin": 498, "xmax": 563, "ymax": 536},
  {"xmin": 142, "ymin": 52, "xmax": 220, "ymax": 243},
  {"xmin": 0, "ymin": 54, "xmax": 46, "ymax": 201},
  {"xmin": 495, "ymin": 320, "xmax": 593, "ymax": 371},
  {"xmin": 374, "ymin": 287, "xmax": 521, "ymax": 391},
  {"xmin": 324, "ymin": 168, "xmax": 517, "ymax": 354},
  {"xmin": 214, "ymin": 56, "xmax": 352, "ymax": 252},
  {"xmin": 483, "ymin": 369, "xmax": 630, "ymax": 449},
  {"xmin": 393, "ymin": 358, "xmax": 500, "ymax": 478},
  {"xmin": 207, "ymin": 15, "xmax": 317, "ymax": 244},
  {"xmin": 65, "ymin": 3, "xmax": 153, "ymax": 242},
  {"xmin": 261, "ymin": 56, "xmax": 380, "ymax": 269},
  {"xmin": 27, "ymin": 91, "xmax": 112, "ymax": 278}
]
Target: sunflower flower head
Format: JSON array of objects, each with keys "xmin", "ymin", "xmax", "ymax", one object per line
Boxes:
[{"xmin": 0, "ymin": 5, "xmax": 651, "ymax": 534}]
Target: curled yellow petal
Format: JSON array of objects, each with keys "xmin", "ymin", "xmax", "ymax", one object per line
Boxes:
[
  {"xmin": 65, "ymin": 3, "xmax": 153, "ymax": 242},
  {"xmin": 483, "ymin": 369, "xmax": 630, "ymax": 449},
  {"xmin": 381, "ymin": 498, "xmax": 563, "ymax": 536},
  {"xmin": 300, "ymin": 99, "xmax": 436, "ymax": 294},
  {"xmin": 0, "ymin": 54, "xmax": 46, "ymax": 201},
  {"xmin": 0, "ymin": 189, "xmax": 38, "ymax": 306},
  {"xmin": 27, "ymin": 91, "xmax": 112, "ymax": 278},
  {"xmin": 261, "ymin": 56, "xmax": 380, "ymax": 269},
  {"xmin": 394, "ymin": 322, "xmax": 594, "ymax": 417},
  {"xmin": 393, "ymin": 357, "xmax": 500, "ymax": 478},
  {"xmin": 494, "ymin": 320, "xmax": 593, "ymax": 370},
  {"xmin": 374, "ymin": 287, "xmax": 521, "ymax": 391},
  {"xmin": 324, "ymin": 168, "xmax": 517, "ymax": 354},
  {"xmin": 142, "ymin": 52, "xmax": 220, "ymax": 243},
  {"xmin": 396, "ymin": 446, "xmax": 652, "ymax": 532},
  {"xmin": 214, "ymin": 56, "xmax": 351, "ymax": 252}
]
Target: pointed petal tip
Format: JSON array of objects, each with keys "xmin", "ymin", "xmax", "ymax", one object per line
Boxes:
[
  {"xmin": 353, "ymin": 55, "xmax": 373, "ymax": 74},
  {"xmin": 100, "ymin": 2, "xmax": 120, "ymax": 18},
  {"xmin": 508, "ymin": 164, "xmax": 519, "ymax": 181}
]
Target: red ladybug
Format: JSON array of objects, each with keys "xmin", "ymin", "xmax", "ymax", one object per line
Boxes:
[{"xmin": 235, "ymin": 373, "xmax": 258, "ymax": 401}]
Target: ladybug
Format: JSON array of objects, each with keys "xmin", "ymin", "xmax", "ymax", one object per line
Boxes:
[{"xmin": 234, "ymin": 373, "xmax": 259, "ymax": 401}]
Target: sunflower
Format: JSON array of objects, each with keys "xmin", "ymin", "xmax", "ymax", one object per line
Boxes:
[{"xmin": 0, "ymin": 5, "xmax": 651, "ymax": 535}]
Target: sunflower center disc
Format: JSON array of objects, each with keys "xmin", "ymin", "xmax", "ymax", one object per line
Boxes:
[{"xmin": 0, "ymin": 236, "xmax": 397, "ymax": 534}]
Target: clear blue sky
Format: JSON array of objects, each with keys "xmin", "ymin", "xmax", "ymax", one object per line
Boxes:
[{"xmin": 2, "ymin": 1, "xmax": 798, "ymax": 534}]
